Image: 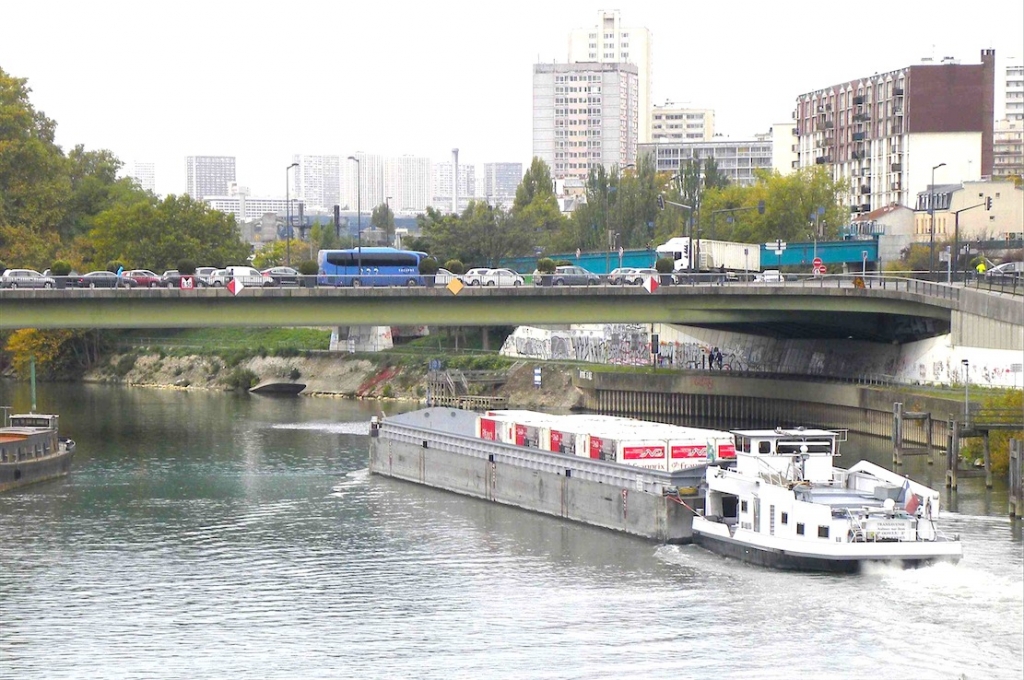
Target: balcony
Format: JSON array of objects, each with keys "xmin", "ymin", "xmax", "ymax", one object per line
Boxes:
[
  {"xmin": 893, "ymin": 86, "xmax": 904, "ymax": 96},
  {"xmin": 893, "ymin": 106, "xmax": 903, "ymax": 115},
  {"xmin": 890, "ymin": 162, "xmax": 902, "ymax": 172},
  {"xmin": 853, "ymin": 112, "xmax": 870, "ymax": 122},
  {"xmin": 815, "ymin": 156, "xmax": 832, "ymax": 165},
  {"xmin": 860, "ymin": 203, "xmax": 872, "ymax": 212},
  {"xmin": 850, "ymin": 205, "xmax": 863, "ymax": 214},
  {"xmin": 852, "ymin": 132, "xmax": 866, "ymax": 141},
  {"xmin": 851, "ymin": 150, "xmax": 865, "ymax": 160},
  {"xmin": 860, "ymin": 184, "xmax": 871, "ymax": 194},
  {"xmin": 853, "ymin": 95, "xmax": 866, "ymax": 105}
]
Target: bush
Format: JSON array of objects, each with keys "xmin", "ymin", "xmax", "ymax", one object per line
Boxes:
[
  {"xmin": 554, "ymin": 259, "xmax": 572, "ymax": 267},
  {"xmin": 418, "ymin": 257, "xmax": 440, "ymax": 275},
  {"xmin": 288, "ymin": 367, "xmax": 301, "ymax": 380},
  {"xmin": 106, "ymin": 261, "xmax": 125, "ymax": 273},
  {"xmin": 50, "ymin": 260, "xmax": 73, "ymax": 276},
  {"xmin": 272, "ymin": 346, "xmax": 299, "ymax": 358},
  {"xmin": 177, "ymin": 259, "xmax": 197, "ymax": 275},
  {"xmin": 655, "ymin": 257, "xmax": 675, "ymax": 273},
  {"xmin": 536, "ymin": 258, "xmax": 556, "ymax": 274},
  {"xmin": 224, "ymin": 368, "xmax": 259, "ymax": 391},
  {"xmin": 444, "ymin": 259, "xmax": 465, "ymax": 275},
  {"xmin": 298, "ymin": 260, "xmax": 318, "ymax": 276},
  {"xmin": 381, "ymin": 384, "xmax": 394, "ymax": 398},
  {"xmin": 113, "ymin": 353, "xmax": 138, "ymax": 377}
]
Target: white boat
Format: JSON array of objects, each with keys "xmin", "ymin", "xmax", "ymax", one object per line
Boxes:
[{"xmin": 691, "ymin": 427, "xmax": 962, "ymax": 572}]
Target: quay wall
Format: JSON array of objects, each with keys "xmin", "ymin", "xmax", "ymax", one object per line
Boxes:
[{"xmin": 368, "ymin": 408, "xmax": 700, "ymax": 543}]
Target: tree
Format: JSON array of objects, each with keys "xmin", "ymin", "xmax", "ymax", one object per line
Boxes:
[
  {"xmin": 86, "ymin": 194, "xmax": 251, "ymax": 272},
  {"xmin": 370, "ymin": 202, "xmax": 395, "ymax": 245}
]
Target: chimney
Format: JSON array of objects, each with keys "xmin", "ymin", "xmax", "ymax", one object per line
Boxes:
[{"xmin": 452, "ymin": 148, "xmax": 459, "ymax": 214}]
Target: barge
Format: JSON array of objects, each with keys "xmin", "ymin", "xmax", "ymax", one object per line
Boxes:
[
  {"xmin": 691, "ymin": 427, "xmax": 962, "ymax": 572},
  {"xmin": 0, "ymin": 410, "xmax": 76, "ymax": 492},
  {"xmin": 368, "ymin": 408, "xmax": 735, "ymax": 542}
]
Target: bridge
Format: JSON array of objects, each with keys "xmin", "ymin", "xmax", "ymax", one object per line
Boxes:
[{"xmin": 2, "ymin": 276, "xmax": 1021, "ymax": 346}]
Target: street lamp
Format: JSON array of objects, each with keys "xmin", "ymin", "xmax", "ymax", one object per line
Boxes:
[
  {"xmin": 347, "ymin": 155, "xmax": 361, "ymax": 273},
  {"xmin": 928, "ymin": 162, "xmax": 946, "ymax": 277},
  {"xmin": 285, "ymin": 162, "xmax": 298, "ymax": 267}
]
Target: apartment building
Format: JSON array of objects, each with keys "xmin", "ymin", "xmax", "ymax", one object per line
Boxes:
[
  {"xmin": 1005, "ymin": 60, "xmax": 1024, "ymax": 122},
  {"xmin": 568, "ymin": 10, "xmax": 652, "ymax": 142},
  {"xmin": 639, "ymin": 136, "xmax": 774, "ymax": 186},
  {"xmin": 483, "ymin": 162, "xmax": 523, "ymax": 207},
  {"xmin": 533, "ymin": 62, "xmax": 639, "ymax": 181},
  {"xmin": 432, "ymin": 162, "xmax": 476, "ymax": 213},
  {"xmin": 386, "ymin": 156, "xmax": 431, "ymax": 213},
  {"xmin": 914, "ymin": 179, "xmax": 1023, "ymax": 241},
  {"xmin": 292, "ymin": 155, "xmax": 340, "ymax": 212},
  {"xmin": 794, "ymin": 50, "xmax": 995, "ymax": 217},
  {"xmin": 130, "ymin": 161, "xmax": 156, "ymax": 193},
  {"xmin": 185, "ymin": 156, "xmax": 236, "ymax": 200},
  {"xmin": 651, "ymin": 103, "xmax": 714, "ymax": 143},
  {"xmin": 993, "ymin": 119, "xmax": 1024, "ymax": 178}
]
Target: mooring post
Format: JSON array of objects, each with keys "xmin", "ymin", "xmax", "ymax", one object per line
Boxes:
[
  {"xmin": 892, "ymin": 402, "xmax": 902, "ymax": 466},
  {"xmin": 1010, "ymin": 439, "xmax": 1022, "ymax": 518},
  {"xmin": 984, "ymin": 431, "xmax": 993, "ymax": 489}
]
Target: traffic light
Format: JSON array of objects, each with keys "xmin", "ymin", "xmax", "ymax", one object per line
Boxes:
[
  {"xmin": 657, "ymin": 194, "xmax": 665, "ymax": 210},
  {"xmin": 333, "ymin": 205, "xmax": 341, "ymax": 237},
  {"xmin": 757, "ymin": 200, "xmax": 766, "ymax": 215},
  {"xmin": 986, "ymin": 197, "xmax": 993, "ymax": 210}
]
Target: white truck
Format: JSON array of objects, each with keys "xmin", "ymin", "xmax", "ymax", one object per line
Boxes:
[{"xmin": 656, "ymin": 237, "xmax": 760, "ymax": 274}]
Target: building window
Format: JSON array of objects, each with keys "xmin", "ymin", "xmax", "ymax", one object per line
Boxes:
[
  {"xmin": 796, "ymin": 523, "xmax": 805, "ymax": 535},
  {"xmin": 781, "ymin": 512, "xmax": 789, "ymax": 525},
  {"xmin": 818, "ymin": 525, "xmax": 830, "ymax": 539},
  {"xmin": 740, "ymin": 500, "xmax": 748, "ymax": 513}
]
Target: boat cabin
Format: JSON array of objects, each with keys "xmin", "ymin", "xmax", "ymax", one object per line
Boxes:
[
  {"xmin": 0, "ymin": 413, "xmax": 60, "ymax": 464},
  {"xmin": 731, "ymin": 428, "xmax": 843, "ymax": 483}
]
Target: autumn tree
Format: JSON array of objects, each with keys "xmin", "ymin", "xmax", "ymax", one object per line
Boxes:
[{"xmin": 370, "ymin": 202, "xmax": 395, "ymax": 245}]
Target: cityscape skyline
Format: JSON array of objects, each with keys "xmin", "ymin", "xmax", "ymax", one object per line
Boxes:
[{"xmin": 1, "ymin": 1, "xmax": 1021, "ymax": 199}]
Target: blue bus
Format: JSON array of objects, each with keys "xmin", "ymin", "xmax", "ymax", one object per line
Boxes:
[{"xmin": 317, "ymin": 248, "xmax": 429, "ymax": 287}]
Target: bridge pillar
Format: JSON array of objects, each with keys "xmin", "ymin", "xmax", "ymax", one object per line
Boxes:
[{"xmin": 330, "ymin": 326, "xmax": 394, "ymax": 353}]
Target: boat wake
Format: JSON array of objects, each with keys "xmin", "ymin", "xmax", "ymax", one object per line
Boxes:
[
  {"xmin": 330, "ymin": 468, "xmax": 370, "ymax": 496},
  {"xmin": 271, "ymin": 421, "xmax": 370, "ymax": 435}
]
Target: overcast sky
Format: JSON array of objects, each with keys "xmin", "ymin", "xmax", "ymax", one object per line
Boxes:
[{"xmin": 3, "ymin": 0, "xmax": 1021, "ymax": 198}]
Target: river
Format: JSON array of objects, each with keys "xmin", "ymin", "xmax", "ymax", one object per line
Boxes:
[{"xmin": 1, "ymin": 383, "xmax": 1021, "ymax": 680}]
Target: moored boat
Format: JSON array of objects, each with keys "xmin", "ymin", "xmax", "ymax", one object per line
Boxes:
[
  {"xmin": 0, "ymin": 409, "xmax": 76, "ymax": 492},
  {"xmin": 691, "ymin": 427, "xmax": 962, "ymax": 572}
]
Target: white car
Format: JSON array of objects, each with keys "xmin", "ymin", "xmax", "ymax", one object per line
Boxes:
[
  {"xmin": 756, "ymin": 269, "xmax": 784, "ymax": 283},
  {"xmin": 435, "ymin": 268, "xmax": 462, "ymax": 285},
  {"xmin": 0, "ymin": 268, "xmax": 56, "ymax": 289},
  {"xmin": 462, "ymin": 268, "xmax": 492, "ymax": 286},
  {"xmin": 210, "ymin": 266, "xmax": 270, "ymax": 287},
  {"xmin": 481, "ymin": 268, "xmax": 524, "ymax": 286}
]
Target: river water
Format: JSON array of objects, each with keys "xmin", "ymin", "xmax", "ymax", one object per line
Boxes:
[{"xmin": 1, "ymin": 383, "xmax": 1021, "ymax": 680}]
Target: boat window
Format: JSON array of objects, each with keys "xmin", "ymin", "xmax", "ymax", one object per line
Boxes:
[
  {"xmin": 796, "ymin": 523, "xmax": 805, "ymax": 535},
  {"xmin": 778, "ymin": 441, "xmax": 832, "ymax": 454},
  {"xmin": 740, "ymin": 500, "xmax": 748, "ymax": 513},
  {"xmin": 735, "ymin": 436, "xmax": 750, "ymax": 453},
  {"xmin": 758, "ymin": 441, "xmax": 772, "ymax": 454},
  {"xmin": 818, "ymin": 526, "xmax": 830, "ymax": 539},
  {"xmin": 781, "ymin": 512, "xmax": 789, "ymax": 525}
]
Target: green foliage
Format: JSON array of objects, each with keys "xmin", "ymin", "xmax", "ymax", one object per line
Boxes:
[
  {"xmin": 370, "ymin": 202, "xmax": 395, "ymax": 243},
  {"xmin": 419, "ymin": 201, "xmax": 533, "ymax": 267},
  {"xmin": 251, "ymin": 238, "xmax": 308, "ymax": 269},
  {"xmin": 418, "ymin": 257, "xmax": 440, "ymax": 275},
  {"xmin": 655, "ymin": 257, "xmax": 674, "ymax": 273},
  {"xmin": 224, "ymin": 368, "xmax": 259, "ymax": 391},
  {"xmin": 444, "ymin": 259, "xmax": 465, "ymax": 275},
  {"xmin": 961, "ymin": 389, "xmax": 1023, "ymax": 475},
  {"xmin": 87, "ymin": 194, "xmax": 250, "ymax": 272},
  {"xmin": 536, "ymin": 258, "xmax": 556, "ymax": 273},
  {"xmin": 50, "ymin": 259, "xmax": 72, "ymax": 276},
  {"xmin": 288, "ymin": 367, "xmax": 301, "ymax": 381},
  {"xmin": 298, "ymin": 259, "xmax": 318, "ymax": 275},
  {"xmin": 381, "ymin": 384, "xmax": 394, "ymax": 398},
  {"xmin": 112, "ymin": 353, "xmax": 138, "ymax": 377},
  {"xmin": 177, "ymin": 259, "xmax": 196, "ymax": 275},
  {"xmin": 105, "ymin": 260, "xmax": 124, "ymax": 273}
]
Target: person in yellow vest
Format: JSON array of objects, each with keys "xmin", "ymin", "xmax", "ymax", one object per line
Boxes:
[{"xmin": 976, "ymin": 261, "xmax": 987, "ymax": 276}]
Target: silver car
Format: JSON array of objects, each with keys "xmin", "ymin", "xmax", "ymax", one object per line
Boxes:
[{"xmin": 0, "ymin": 268, "xmax": 56, "ymax": 289}]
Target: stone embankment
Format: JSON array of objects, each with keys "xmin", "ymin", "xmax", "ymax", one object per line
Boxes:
[{"xmin": 84, "ymin": 352, "xmax": 585, "ymax": 411}]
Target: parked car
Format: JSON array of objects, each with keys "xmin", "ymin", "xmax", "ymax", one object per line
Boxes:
[
  {"xmin": 160, "ymin": 270, "xmax": 207, "ymax": 289},
  {"xmin": 74, "ymin": 271, "xmax": 137, "ymax": 288},
  {"xmin": 123, "ymin": 269, "xmax": 162, "ymax": 288},
  {"xmin": 607, "ymin": 267, "xmax": 637, "ymax": 285},
  {"xmin": 210, "ymin": 266, "xmax": 270, "ymax": 288},
  {"xmin": 462, "ymin": 268, "xmax": 492, "ymax": 286},
  {"xmin": 195, "ymin": 266, "xmax": 219, "ymax": 285},
  {"xmin": 984, "ymin": 261, "xmax": 1023, "ymax": 283},
  {"xmin": 260, "ymin": 266, "xmax": 301, "ymax": 286},
  {"xmin": 435, "ymin": 268, "xmax": 461, "ymax": 285},
  {"xmin": 550, "ymin": 265, "xmax": 601, "ymax": 286},
  {"xmin": 755, "ymin": 269, "xmax": 784, "ymax": 283},
  {"xmin": 479, "ymin": 268, "xmax": 524, "ymax": 286},
  {"xmin": 0, "ymin": 268, "xmax": 56, "ymax": 289},
  {"xmin": 626, "ymin": 268, "xmax": 659, "ymax": 285}
]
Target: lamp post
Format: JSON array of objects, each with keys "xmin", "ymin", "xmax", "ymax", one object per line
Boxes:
[
  {"xmin": 285, "ymin": 162, "xmax": 298, "ymax": 267},
  {"xmin": 347, "ymin": 156, "xmax": 361, "ymax": 273},
  {"xmin": 928, "ymin": 162, "xmax": 946, "ymax": 278},
  {"xmin": 962, "ymin": 358, "xmax": 970, "ymax": 425}
]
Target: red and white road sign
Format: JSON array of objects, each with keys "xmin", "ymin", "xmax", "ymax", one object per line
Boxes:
[
  {"xmin": 812, "ymin": 256, "xmax": 823, "ymax": 267},
  {"xmin": 227, "ymin": 277, "xmax": 245, "ymax": 296},
  {"xmin": 643, "ymin": 276, "xmax": 659, "ymax": 293},
  {"xmin": 813, "ymin": 263, "xmax": 827, "ymax": 275},
  {"xmin": 179, "ymin": 275, "xmax": 194, "ymax": 290}
]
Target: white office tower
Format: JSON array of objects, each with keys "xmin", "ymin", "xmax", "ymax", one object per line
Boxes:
[
  {"xmin": 568, "ymin": 9, "xmax": 652, "ymax": 142},
  {"xmin": 185, "ymin": 156, "xmax": 236, "ymax": 200},
  {"xmin": 483, "ymin": 163, "xmax": 523, "ymax": 207},
  {"xmin": 293, "ymin": 155, "xmax": 340, "ymax": 212},
  {"xmin": 432, "ymin": 162, "xmax": 476, "ymax": 213},
  {"xmin": 130, "ymin": 161, "xmax": 156, "ymax": 193},
  {"xmin": 385, "ymin": 156, "xmax": 431, "ymax": 212},
  {"xmin": 1005, "ymin": 58, "xmax": 1023, "ymax": 122},
  {"xmin": 533, "ymin": 61, "xmax": 638, "ymax": 181},
  {"xmin": 650, "ymin": 104, "xmax": 715, "ymax": 142}
]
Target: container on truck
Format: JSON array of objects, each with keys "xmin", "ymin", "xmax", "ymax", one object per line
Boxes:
[{"xmin": 656, "ymin": 237, "xmax": 760, "ymax": 274}]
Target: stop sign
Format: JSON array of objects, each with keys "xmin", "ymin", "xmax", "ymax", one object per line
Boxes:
[{"xmin": 812, "ymin": 256, "xmax": 823, "ymax": 267}]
